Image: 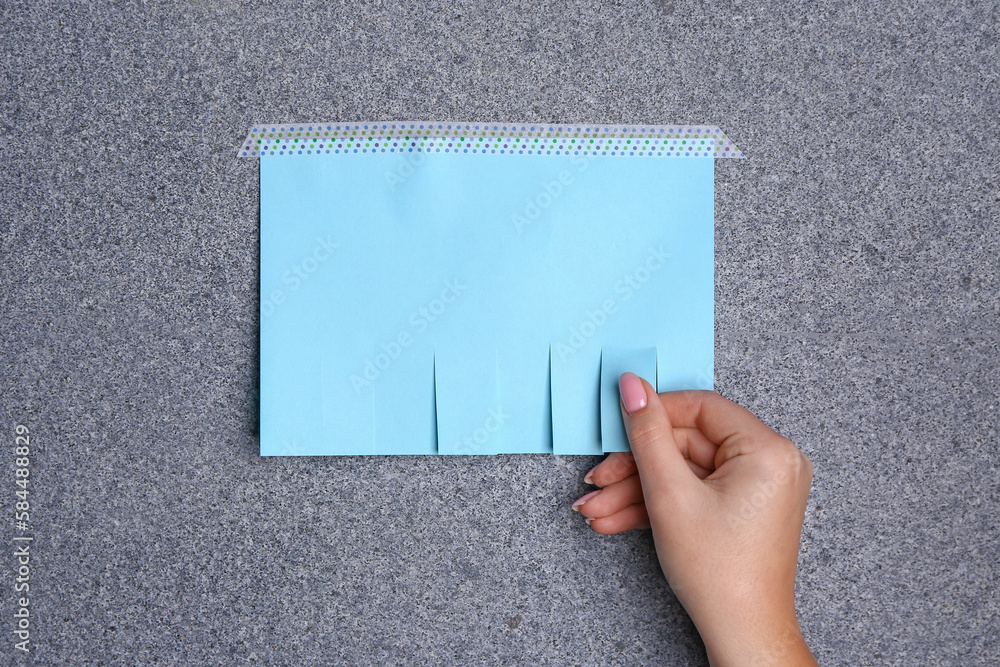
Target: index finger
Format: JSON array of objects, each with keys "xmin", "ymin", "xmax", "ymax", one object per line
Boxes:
[{"xmin": 585, "ymin": 451, "xmax": 638, "ymax": 487}]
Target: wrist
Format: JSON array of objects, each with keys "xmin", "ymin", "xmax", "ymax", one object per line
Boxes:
[{"xmin": 695, "ymin": 604, "xmax": 816, "ymax": 667}]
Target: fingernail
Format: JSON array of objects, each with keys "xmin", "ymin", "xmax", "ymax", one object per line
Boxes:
[
  {"xmin": 619, "ymin": 372, "xmax": 648, "ymax": 415},
  {"xmin": 583, "ymin": 464, "xmax": 599, "ymax": 485},
  {"xmin": 571, "ymin": 489, "xmax": 601, "ymax": 511},
  {"xmin": 585, "ymin": 517, "xmax": 595, "ymax": 526}
]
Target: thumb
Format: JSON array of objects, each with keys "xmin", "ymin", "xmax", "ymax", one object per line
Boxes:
[{"xmin": 619, "ymin": 372, "xmax": 699, "ymax": 499}]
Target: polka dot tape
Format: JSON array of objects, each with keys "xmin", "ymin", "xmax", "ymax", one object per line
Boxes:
[{"xmin": 237, "ymin": 122, "xmax": 745, "ymax": 158}]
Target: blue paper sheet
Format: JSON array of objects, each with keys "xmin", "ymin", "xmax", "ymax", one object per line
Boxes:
[{"xmin": 255, "ymin": 125, "xmax": 725, "ymax": 455}]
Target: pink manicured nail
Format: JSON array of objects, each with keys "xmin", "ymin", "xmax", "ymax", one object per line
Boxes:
[
  {"xmin": 585, "ymin": 517, "xmax": 595, "ymax": 526},
  {"xmin": 572, "ymin": 489, "xmax": 601, "ymax": 511},
  {"xmin": 619, "ymin": 372, "xmax": 648, "ymax": 414},
  {"xmin": 583, "ymin": 464, "xmax": 599, "ymax": 485}
]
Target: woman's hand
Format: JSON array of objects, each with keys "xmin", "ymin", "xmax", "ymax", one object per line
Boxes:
[{"xmin": 572, "ymin": 373, "xmax": 817, "ymax": 666}]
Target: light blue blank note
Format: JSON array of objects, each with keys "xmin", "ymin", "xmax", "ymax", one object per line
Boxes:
[{"xmin": 259, "ymin": 151, "xmax": 715, "ymax": 455}]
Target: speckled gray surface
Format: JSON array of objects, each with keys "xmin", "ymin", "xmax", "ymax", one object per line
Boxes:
[{"xmin": 1, "ymin": 1, "xmax": 998, "ymax": 665}]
